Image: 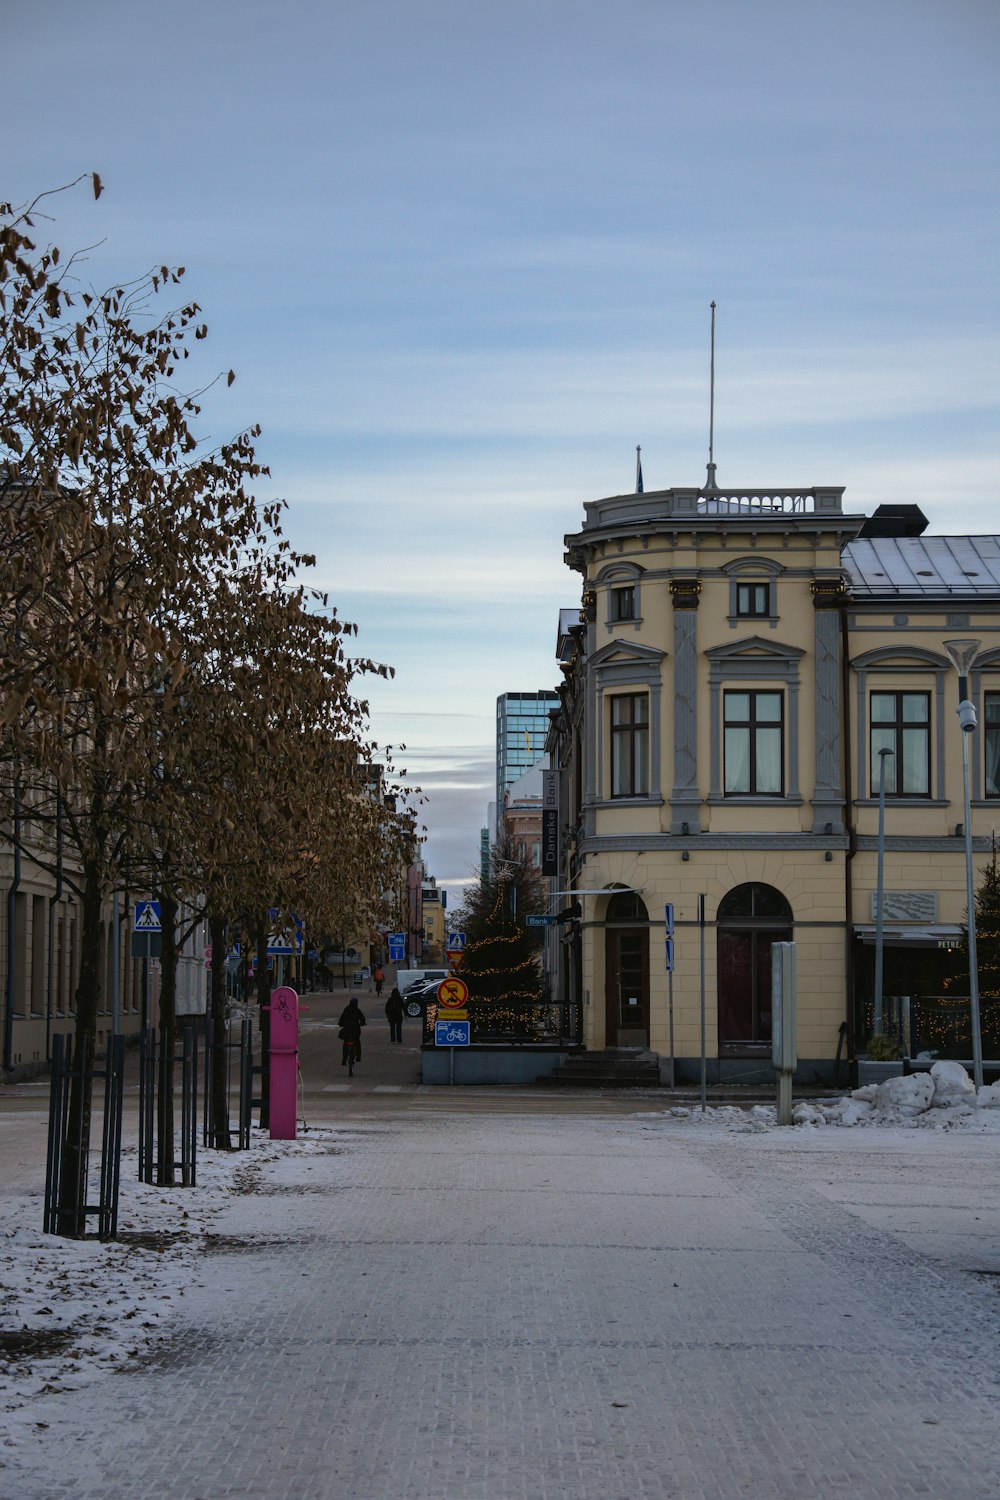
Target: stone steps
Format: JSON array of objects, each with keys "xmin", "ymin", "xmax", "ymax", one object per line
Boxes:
[{"xmin": 539, "ymin": 1049, "xmax": 662, "ymax": 1089}]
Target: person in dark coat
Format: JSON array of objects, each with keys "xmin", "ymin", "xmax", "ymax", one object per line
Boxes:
[
  {"xmin": 338, "ymin": 996, "xmax": 367, "ymax": 1064},
  {"xmin": 384, "ymin": 985, "xmax": 405, "ymax": 1043}
]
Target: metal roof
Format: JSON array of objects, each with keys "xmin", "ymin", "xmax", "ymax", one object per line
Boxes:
[{"xmin": 842, "ymin": 535, "xmax": 1000, "ymax": 596}]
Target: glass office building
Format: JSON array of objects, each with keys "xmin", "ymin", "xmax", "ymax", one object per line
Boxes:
[{"xmin": 496, "ymin": 691, "xmax": 558, "ymax": 809}]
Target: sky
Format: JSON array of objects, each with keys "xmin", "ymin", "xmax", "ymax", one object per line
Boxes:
[{"xmin": 7, "ymin": 0, "xmax": 999, "ymax": 900}]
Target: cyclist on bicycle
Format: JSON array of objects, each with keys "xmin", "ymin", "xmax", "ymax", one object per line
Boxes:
[{"xmin": 338, "ymin": 996, "xmax": 367, "ymax": 1066}]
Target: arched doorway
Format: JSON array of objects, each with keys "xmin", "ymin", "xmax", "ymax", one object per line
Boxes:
[
  {"xmin": 717, "ymin": 883, "xmax": 792, "ymax": 1053},
  {"xmin": 604, "ymin": 890, "xmax": 649, "ymax": 1048}
]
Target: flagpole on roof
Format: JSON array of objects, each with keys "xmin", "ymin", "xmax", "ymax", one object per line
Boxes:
[
  {"xmin": 705, "ymin": 300, "xmax": 718, "ymax": 491},
  {"xmin": 635, "ymin": 445, "xmax": 643, "ymax": 495}
]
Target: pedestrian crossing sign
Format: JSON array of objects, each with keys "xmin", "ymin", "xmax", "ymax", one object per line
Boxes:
[{"xmin": 134, "ymin": 901, "xmax": 162, "ymax": 932}]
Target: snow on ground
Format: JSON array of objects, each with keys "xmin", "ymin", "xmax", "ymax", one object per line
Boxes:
[
  {"xmin": 0, "ymin": 1127, "xmax": 339, "ymax": 1440},
  {"xmin": 2, "ymin": 1060, "xmax": 998, "ymax": 1450}
]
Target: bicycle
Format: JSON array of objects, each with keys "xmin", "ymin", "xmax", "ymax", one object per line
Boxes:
[{"xmin": 344, "ymin": 1038, "xmax": 359, "ymax": 1077}]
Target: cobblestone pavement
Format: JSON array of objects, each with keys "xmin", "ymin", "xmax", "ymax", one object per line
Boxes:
[{"xmin": 5, "ymin": 1111, "xmax": 1000, "ymax": 1500}]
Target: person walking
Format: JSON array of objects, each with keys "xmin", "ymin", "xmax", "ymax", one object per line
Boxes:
[
  {"xmin": 373, "ymin": 966, "xmax": 385, "ymax": 997},
  {"xmin": 338, "ymin": 996, "xmax": 367, "ymax": 1065},
  {"xmin": 384, "ymin": 985, "xmax": 405, "ymax": 1044}
]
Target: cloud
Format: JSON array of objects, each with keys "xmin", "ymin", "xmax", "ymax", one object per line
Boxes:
[{"xmin": 228, "ymin": 334, "xmax": 999, "ymax": 448}]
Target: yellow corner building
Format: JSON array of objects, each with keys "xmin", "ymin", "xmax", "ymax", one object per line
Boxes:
[{"xmin": 546, "ymin": 476, "xmax": 999, "ymax": 1083}]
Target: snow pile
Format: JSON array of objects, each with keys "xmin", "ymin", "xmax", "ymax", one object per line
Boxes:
[
  {"xmin": 632, "ymin": 1062, "xmax": 1000, "ymax": 1133},
  {"xmin": 792, "ymin": 1061, "xmax": 1000, "ymax": 1131}
]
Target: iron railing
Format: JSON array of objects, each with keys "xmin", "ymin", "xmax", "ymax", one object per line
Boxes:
[
  {"xmin": 138, "ymin": 1024, "xmax": 198, "ymax": 1186},
  {"xmin": 202, "ymin": 1013, "xmax": 253, "ymax": 1150},
  {"xmin": 43, "ymin": 1032, "xmax": 125, "ymax": 1240}
]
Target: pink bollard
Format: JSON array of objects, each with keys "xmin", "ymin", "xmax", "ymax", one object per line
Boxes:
[{"xmin": 267, "ymin": 986, "xmax": 299, "ymax": 1140}]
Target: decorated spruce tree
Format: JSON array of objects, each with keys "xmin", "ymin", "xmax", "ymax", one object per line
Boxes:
[{"xmin": 457, "ymin": 828, "xmax": 547, "ymax": 1037}]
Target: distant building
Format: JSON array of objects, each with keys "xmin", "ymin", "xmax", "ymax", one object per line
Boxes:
[
  {"xmin": 496, "ymin": 691, "xmax": 558, "ymax": 811},
  {"xmin": 421, "ymin": 877, "xmax": 446, "ymax": 961}
]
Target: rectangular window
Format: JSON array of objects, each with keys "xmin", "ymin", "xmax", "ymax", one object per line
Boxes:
[
  {"xmin": 736, "ymin": 582, "xmax": 769, "ymax": 617},
  {"xmin": 870, "ymin": 691, "xmax": 930, "ymax": 797},
  {"xmin": 612, "ymin": 586, "xmax": 636, "ymax": 622},
  {"xmin": 986, "ymin": 692, "xmax": 1000, "ymax": 798},
  {"xmin": 724, "ymin": 691, "xmax": 783, "ymax": 795},
  {"xmin": 610, "ymin": 694, "xmax": 649, "ymax": 797}
]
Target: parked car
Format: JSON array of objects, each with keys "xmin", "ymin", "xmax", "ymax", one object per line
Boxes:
[
  {"xmin": 400, "ymin": 976, "xmax": 445, "ymax": 1018},
  {"xmin": 395, "ymin": 968, "xmax": 449, "ymax": 1002}
]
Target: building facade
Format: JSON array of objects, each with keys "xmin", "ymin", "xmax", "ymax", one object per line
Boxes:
[
  {"xmin": 547, "ymin": 480, "xmax": 1000, "ymax": 1080},
  {"xmin": 1, "ymin": 850, "xmax": 207, "ymax": 1079},
  {"xmin": 502, "ymin": 762, "xmax": 544, "ymax": 867}
]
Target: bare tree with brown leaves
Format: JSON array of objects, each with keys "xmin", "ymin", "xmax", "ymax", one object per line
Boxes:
[{"xmin": 0, "ymin": 178, "xmax": 416, "ymax": 1218}]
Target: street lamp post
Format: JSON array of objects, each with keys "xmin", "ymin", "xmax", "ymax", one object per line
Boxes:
[
  {"xmin": 944, "ymin": 639, "xmax": 984, "ymax": 1091},
  {"xmin": 873, "ymin": 747, "xmax": 893, "ymax": 1042}
]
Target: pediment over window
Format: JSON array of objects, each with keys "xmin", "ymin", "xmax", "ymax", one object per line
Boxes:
[
  {"xmin": 590, "ymin": 639, "xmax": 666, "ymax": 669},
  {"xmin": 706, "ymin": 636, "xmax": 805, "ymax": 664}
]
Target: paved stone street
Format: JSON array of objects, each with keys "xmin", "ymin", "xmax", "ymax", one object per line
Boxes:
[{"xmin": 4, "ymin": 1095, "xmax": 1000, "ymax": 1500}]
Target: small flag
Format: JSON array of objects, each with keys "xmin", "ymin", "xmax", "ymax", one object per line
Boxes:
[
  {"xmin": 636, "ymin": 445, "xmax": 643, "ymax": 494},
  {"xmin": 525, "ymin": 729, "xmax": 531, "ymax": 752}
]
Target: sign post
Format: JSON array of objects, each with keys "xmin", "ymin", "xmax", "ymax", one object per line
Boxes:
[
  {"xmin": 134, "ymin": 901, "xmax": 162, "ymax": 1032},
  {"xmin": 698, "ymin": 895, "xmax": 706, "ymax": 1112},
  {"xmin": 664, "ymin": 903, "xmax": 675, "ymax": 1089},
  {"xmin": 435, "ymin": 977, "xmax": 470, "ymax": 1085},
  {"xmin": 772, "ymin": 943, "xmax": 797, "ymax": 1126}
]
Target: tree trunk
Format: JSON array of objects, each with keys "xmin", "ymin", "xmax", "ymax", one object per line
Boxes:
[
  {"xmin": 57, "ymin": 858, "xmax": 103, "ymax": 1235},
  {"xmin": 208, "ymin": 913, "xmax": 231, "ymax": 1148},
  {"xmin": 256, "ymin": 911, "xmax": 271, "ymax": 1128},
  {"xmin": 156, "ymin": 894, "xmax": 178, "ymax": 1186}
]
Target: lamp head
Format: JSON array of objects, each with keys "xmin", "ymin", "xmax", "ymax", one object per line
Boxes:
[
  {"xmin": 958, "ymin": 700, "xmax": 978, "ymax": 734},
  {"xmin": 944, "ymin": 638, "xmax": 982, "ymax": 677}
]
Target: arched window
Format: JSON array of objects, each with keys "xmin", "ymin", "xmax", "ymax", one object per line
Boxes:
[
  {"xmin": 718, "ymin": 884, "xmax": 792, "ymax": 922},
  {"xmin": 605, "ymin": 890, "xmax": 649, "ymax": 923}
]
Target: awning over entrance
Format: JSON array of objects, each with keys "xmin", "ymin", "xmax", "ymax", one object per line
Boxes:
[{"xmin": 853, "ymin": 924, "xmax": 963, "ymax": 948}]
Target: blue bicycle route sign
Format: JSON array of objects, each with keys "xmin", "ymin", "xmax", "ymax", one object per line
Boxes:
[{"xmin": 435, "ymin": 1019, "xmax": 470, "ymax": 1046}]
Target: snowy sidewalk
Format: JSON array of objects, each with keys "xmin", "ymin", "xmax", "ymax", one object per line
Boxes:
[{"xmin": 2, "ymin": 1105, "xmax": 1000, "ymax": 1499}]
